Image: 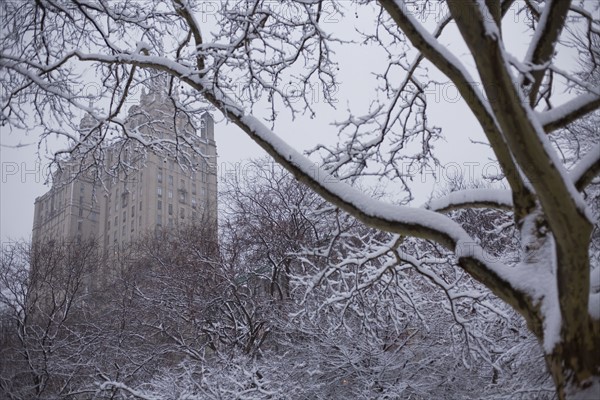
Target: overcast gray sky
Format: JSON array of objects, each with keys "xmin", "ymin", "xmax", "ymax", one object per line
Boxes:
[{"xmin": 0, "ymin": 0, "xmax": 582, "ymax": 243}]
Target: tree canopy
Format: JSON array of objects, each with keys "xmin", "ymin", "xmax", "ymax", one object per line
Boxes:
[{"xmin": 1, "ymin": 1, "xmax": 599, "ymax": 398}]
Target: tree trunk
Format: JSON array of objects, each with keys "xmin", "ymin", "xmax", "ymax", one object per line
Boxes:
[{"xmin": 546, "ymin": 326, "xmax": 600, "ymax": 399}]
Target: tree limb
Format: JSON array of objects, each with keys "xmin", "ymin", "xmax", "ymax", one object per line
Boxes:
[
  {"xmin": 447, "ymin": 0, "xmax": 593, "ymax": 355},
  {"xmin": 426, "ymin": 189, "xmax": 513, "ymax": 213},
  {"xmin": 520, "ymin": 0, "xmax": 572, "ymax": 106},
  {"xmin": 378, "ymin": 0, "xmax": 536, "ymax": 223},
  {"xmin": 538, "ymin": 93, "xmax": 600, "ymax": 133},
  {"xmin": 571, "ymin": 143, "xmax": 600, "ymax": 191}
]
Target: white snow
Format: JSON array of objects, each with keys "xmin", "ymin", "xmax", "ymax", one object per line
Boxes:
[
  {"xmin": 476, "ymin": 0, "xmax": 501, "ymax": 39},
  {"xmin": 591, "ymin": 266, "xmax": 600, "ymax": 294},
  {"xmin": 76, "ymin": 48, "xmax": 577, "ymax": 355},
  {"xmin": 98, "ymin": 381, "xmax": 160, "ymax": 400},
  {"xmin": 491, "ymin": 31, "xmax": 595, "ymax": 221},
  {"xmin": 570, "ymin": 143, "xmax": 600, "ymax": 186},
  {"xmin": 390, "ymin": 0, "xmax": 494, "ymax": 116},
  {"xmin": 565, "ymin": 376, "xmax": 600, "ymax": 399},
  {"xmin": 500, "ymin": 213, "xmax": 561, "ymax": 353},
  {"xmin": 522, "ymin": 0, "xmax": 554, "ymax": 67},
  {"xmin": 135, "ymin": 41, "xmax": 151, "ymax": 54},
  {"xmin": 240, "ymin": 112, "xmax": 471, "ymax": 243},
  {"xmin": 523, "ymin": 100, "xmax": 594, "ymax": 220},
  {"xmin": 537, "ymin": 93, "xmax": 600, "ymax": 129},
  {"xmin": 426, "ymin": 189, "xmax": 513, "ymax": 211},
  {"xmin": 589, "ymin": 293, "xmax": 600, "ymax": 320}
]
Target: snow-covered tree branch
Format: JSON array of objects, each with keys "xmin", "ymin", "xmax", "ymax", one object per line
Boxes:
[{"xmin": 2, "ymin": 0, "xmax": 599, "ymax": 397}]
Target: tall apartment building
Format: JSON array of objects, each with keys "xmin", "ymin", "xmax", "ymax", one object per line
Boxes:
[
  {"xmin": 32, "ymin": 89, "xmax": 217, "ymax": 251},
  {"xmin": 31, "ymin": 165, "xmax": 101, "ymax": 246}
]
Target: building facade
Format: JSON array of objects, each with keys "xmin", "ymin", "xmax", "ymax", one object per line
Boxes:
[
  {"xmin": 32, "ymin": 90, "xmax": 217, "ymax": 252},
  {"xmin": 31, "ymin": 169, "xmax": 100, "ymax": 246}
]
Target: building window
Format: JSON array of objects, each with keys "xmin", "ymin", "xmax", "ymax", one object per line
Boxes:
[
  {"xmin": 180, "ymin": 207, "xmax": 185, "ymax": 219},
  {"xmin": 191, "ymin": 183, "xmax": 196, "ymax": 195},
  {"xmin": 108, "ymin": 220, "xmax": 111, "ymax": 230},
  {"xmin": 157, "ymin": 187, "xmax": 162, "ymax": 197},
  {"xmin": 168, "ymin": 190, "xmax": 173, "ymax": 199},
  {"xmin": 168, "ymin": 175, "xmax": 173, "ymax": 186},
  {"xmin": 79, "ymin": 207, "xmax": 83, "ymax": 217},
  {"xmin": 123, "ymin": 211, "xmax": 126, "ymax": 223},
  {"xmin": 168, "ymin": 203, "xmax": 173, "ymax": 216},
  {"xmin": 157, "ymin": 200, "xmax": 162, "ymax": 210},
  {"xmin": 115, "ymin": 216, "xmax": 118, "ymax": 226},
  {"xmin": 157, "ymin": 168, "xmax": 163, "ymax": 183},
  {"xmin": 139, "ymin": 201, "xmax": 142, "ymax": 211},
  {"xmin": 191, "ymin": 197, "xmax": 197, "ymax": 209},
  {"xmin": 131, "ymin": 205, "xmax": 135, "ymax": 218},
  {"xmin": 179, "ymin": 190, "xmax": 186, "ymax": 203},
  {"xmin": 168, "ymin": 218, "xmax": 174, "ymax": 227}
]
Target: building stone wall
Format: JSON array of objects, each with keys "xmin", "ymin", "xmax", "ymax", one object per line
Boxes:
[
  {"xmin": 32, "ymin": 170, "xmax": 100, "ymax": 246},
  {"xmin": 32, "ymin": 90, "xmax": 217, "ymax": 254}
]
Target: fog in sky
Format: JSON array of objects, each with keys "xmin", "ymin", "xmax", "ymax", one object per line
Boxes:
[
  {"xmin": 0, "ymin": 1, "xmax": 579, "ymax": 243},
  {"xmin": 0, "ymin": 84, "xmax": 492, "ymax": 244}
]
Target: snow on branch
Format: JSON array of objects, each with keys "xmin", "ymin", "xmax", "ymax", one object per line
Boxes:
[
  {"xmin": 570, "ymin": 142, "xmax": 600, "ymax": 191},
  {"xmin": 382, "ymin": 0, "xmax": 535, "ymax": 221},
  {"xmin": 425, "ymin": 189, "xmax": 513, "ymax": 212},
  {"xmin": 537, "ymin": 92, "xmax": 600, "ymax": 133},
  {"xmin": 221, "ymin": 103, "xmax": 537, "ymax": 322},
  {"xmin": 97, "ymin": 381, "xmax": 161, "ymax": 400},
  {"xmin": 519, "ymin": 0, "xmax": 572, "ymax": 105}
]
